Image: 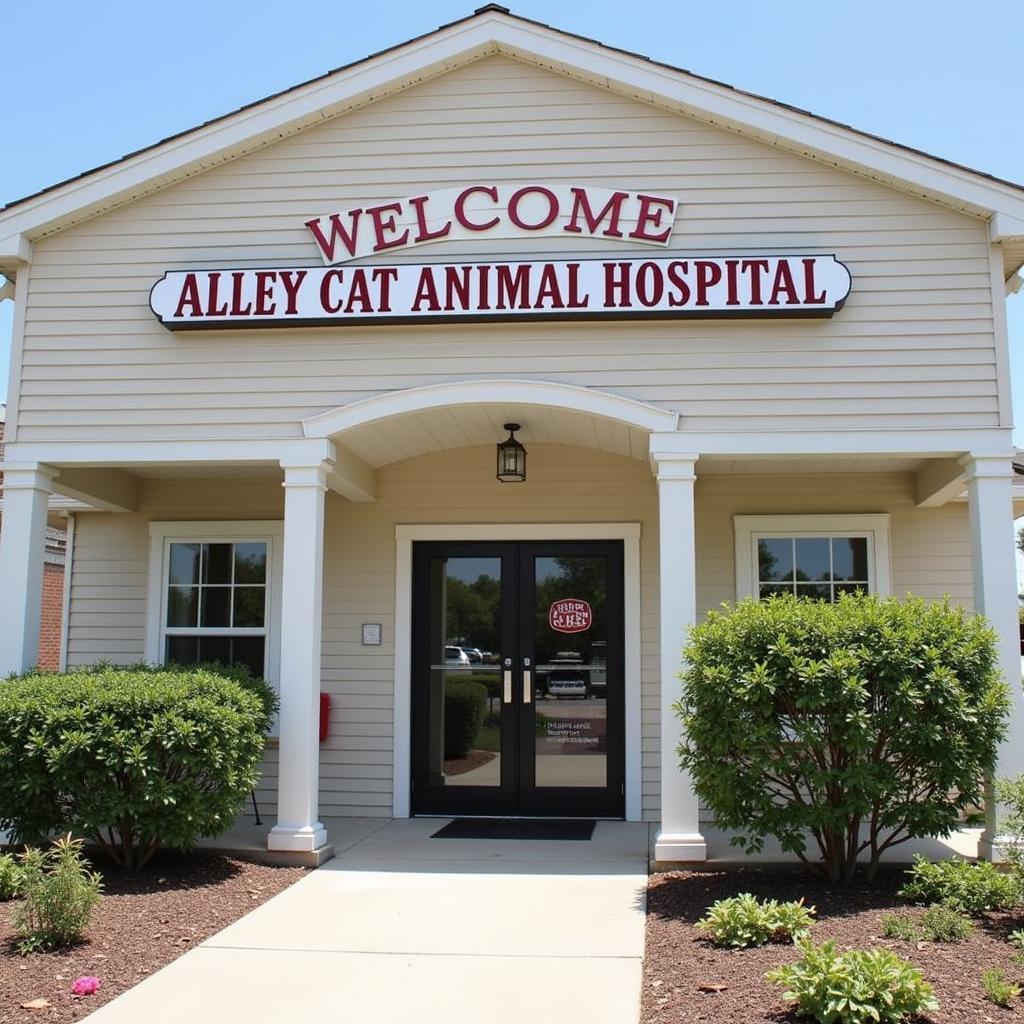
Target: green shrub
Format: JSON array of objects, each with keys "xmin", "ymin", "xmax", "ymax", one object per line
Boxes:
[
  {"xmin": 443, "ymin": 681, "xmax": 488, "ymax": 759},
  {"xmin": 0, "ymin": 852, "xmax": 23, "ymax": 900},
  {"xmin": 880, "ymin": 912, "xmax": 917, "ymax": 942},
  {"xmin": 981, "ymin": 967, "xmax": 1021, "ymax": 1007},
  {"xmin": 898, "ymin": 856, "xmax": 1021, "ymax": 913},
  {"xmin": 0, "ymin": 664, "xmax": 276, "ymax": 869},
  {"xmin": 695, "ymin": 892, "xmax": 814, "ymax": 948},
  {"xmin": 13, "ymin": 836, "xmax": 102, "ymax": 954},
  {"xmin": 1008, "ymin": 928, "xmax": 1024, "ymax": 949},
  {"xmin": 678, "ymin": 593, "xmax": 1009, "ymax": 884},
  {"xmin": 766, "ymin": 940, "xmax": 938, "ymax": 1023},
  {"xmin": 919, "ymin": 903, "xmax": 973, "ymax": 942}
]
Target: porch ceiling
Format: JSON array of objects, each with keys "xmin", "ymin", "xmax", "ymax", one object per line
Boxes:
[{"xmin": 337, "ymin": 403, "xmax": 653, "ymax": 468}]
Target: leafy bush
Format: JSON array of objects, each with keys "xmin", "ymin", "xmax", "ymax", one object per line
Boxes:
[
  {"xmin": 880, "ymin": 912, "xmax": 917, "ymax": 942},
  {"xmin": 0, "ymin": 664, "xmax": 276, "ymax": 869},
  {"xmin": 0, "ymin": 853, "xmax": 23, "ymax": 901},
  {"xmin": 981, "ymin": 967, "xmax": 1021, "ymax": 1007},
  {"xmin": 695, "ymin": 892, "xmax": 814, "ymax": 948},
  {"xmin": 996, "ymin": 775, "xmax": 1024, "ymax": 875},
  {"xmin": 13, "ymin": 836, "xmax": 102, "ymax": 954},
  {"xmin": 920, "ymin": 904, "xmax": 973, "ymax": 942},
  {"xmin": 443, "ymin": 681, "xmax": 488, "ymax": 759},
  {"xmin": 766, "ymin": 940, "xmax": 938, "ymax": 1023},
  {"xmin": 1009, "ymin": 928, "xmax": 1024, "ymax": 949},
  {"xmin": 678, "ymin": 593, "xmax": 1009, "ymax": 884},
  {"xmin": 898, "ymin": 856, "xmax": 1021, "ymax": 913}
]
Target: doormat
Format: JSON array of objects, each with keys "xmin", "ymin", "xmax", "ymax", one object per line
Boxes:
[{"xmin": 431, "ymin": 819, "xmax": 596, "ymax": 841}]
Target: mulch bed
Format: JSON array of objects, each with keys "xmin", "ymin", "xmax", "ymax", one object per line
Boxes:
[
  {"xmin": 443, "ymin": 750, "xmax": 497, "ymax": 776},
  {"xmin": 644, "ymin": 867, "xmax": 1024, "ymax": 1023},
  {"xmin": 0, "ymin": 850, "xmax": 306, "ymax": 1024}
]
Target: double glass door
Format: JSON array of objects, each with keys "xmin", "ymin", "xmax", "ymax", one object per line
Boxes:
[{"xmin": 410, "ymin": 540, "xmax": 624, "ymax": 818}]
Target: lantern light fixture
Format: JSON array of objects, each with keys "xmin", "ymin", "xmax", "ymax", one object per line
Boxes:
[{"xmin": 496, "ymin": 422, "xmax": 527, "ymax": 483}]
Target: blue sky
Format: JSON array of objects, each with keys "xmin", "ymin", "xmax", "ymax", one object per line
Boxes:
[{"xmin": 2, "ymin": 0, "xmax": 1023, "ymax": 436}]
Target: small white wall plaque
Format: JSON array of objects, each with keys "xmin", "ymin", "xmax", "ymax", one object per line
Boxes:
[{"xmin": 362, "ymin": 623, "xmax": 382, "ymax": 646}]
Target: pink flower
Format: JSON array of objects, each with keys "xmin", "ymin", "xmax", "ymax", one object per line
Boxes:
[{"xmin": 72, "ymin": 976, "xmax": 100, "ymax": 996}]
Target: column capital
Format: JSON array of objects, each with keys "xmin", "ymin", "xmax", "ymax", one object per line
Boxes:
[
  {"xmin": 280, "ymin": 459, "xmax": 333, "ymax": 490},
  {"xmin": 958, "ymin": 452, "xmax": 1016, "ymax": 482},
  {"xmin": 650, "ymin": 449, "xmax": 699, "ymax": 481},
  {"xmin": 0, "ymin": 462, "xmax": 58, "ymax": 493}
]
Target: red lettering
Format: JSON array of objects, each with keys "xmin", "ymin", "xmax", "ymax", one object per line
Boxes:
[
  {"xmin": 173, "ymin": 274, "xmax": 202, "ymax": 318},
  {"xmin": 409, "ymin": 195, "xmax": 452, "ymax": 244},
  {"xmin": 724, "ymin": 259, "xmax": 740, "ymax": 306},
  {"xmin": 279, "ymin": 270, "xmax": 307, "ymax": 315},
  {"xmin": 563, "ymin": 188, "xmax": 627, "ymax": 238},
  {"xmin": 373, "ymin": 268, "xmax": 398, "ymax": 313},
  {"xmin": 741, "ymin": 259, "xmax": 770, "ymax": 305},
  {"xmin": 802, "ymin": 258, "xmax": 826, "ymax": 304},
  {"xmin": 507, "ymin": 186, "xmax": 559, "ymax": 231},
  {"xmin": 320, "ymin": 270, "xmax": 344, "ymax": 314},
  {"xmin": 444, "ymin": 266, "xmax": 472, "ymax": 311},
  {"xmin": 496, "ymin": 265, "xmax": 531, "ymax": 309},
  {"xmin": 694, "ymin": 260, "xmax": 722, "ymax": 306},
  {"xmin": 476, "ymin": 265, "xmax": 491, "ymax": 310},
  {"xmin": 566, "ymin": 263, "xmax": 589, "ymax": 308},
  {"xmin": 230, "ymin": 272, "xmax": 252, "ymax": 317},
  {"xmin": 534, "ymin": 264, "xmax": 565, "ymax": 309},
  {"xmin": 454, "ymin": 186, "xmax": 499, "ymax": 231},
  {"xmin": 603, "ymin": 262, "xmax": 631, "ymax": 307},
  {"xmin": 635, "ymin": 262, "xmax": 663, "ymax": 307},
  {"xmin": 305, "ymin": 210, "xmax": 362, "ymax": 262},
  {"xmin": 667, "ymin": 261, "xmax": 691, "ymax": 307},
  {"xmin": 205, "ymin": 272, "xmax": 228, "ymax": 317},
  {"xmin": 628, "ymin": 194, "xmax": 675, "ymax": 243},
  {"xmin": 344, "ymin": 269, "xmax": 372, "ymax": 313},
  {"xmin": 254, "ymin": 272, "xmax": 277, "ymax": 316},
  {"xmin": 768, "ymin": 260, "xmax": 800, "ymax": 305},
  {"xmin": 368, "ymin": 201, "xmax": 409, "ymax": 253},
  {"xmin": 412, "ymin": 269, "xmax": 441, "ymax": 312}
]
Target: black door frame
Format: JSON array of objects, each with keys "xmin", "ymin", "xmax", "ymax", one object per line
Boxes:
[{"xmin": 410, "ymin": 539, "xmax": 625, "ymax": 818}]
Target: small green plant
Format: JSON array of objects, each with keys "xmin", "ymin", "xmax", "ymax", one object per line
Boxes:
[
  {"xmin": 13, "ymin": 836, "xmax": 103, "ymax": 954},
  {"xmin": 767, "ymin": 940, "xmax": 938, "ymax": 1024},
  {"xmin": 981, "ymin": 967, "xmax": 1021, "ymax": 1007},
  {"xmin": 0, "ymin": 852, "xmax": 23, "ymax": 900},
  {"xmin": 898, "ymin": 855, "xmax": 1021, "ymax": 913},
  {"xmin": 919, "ymin": 904, "xmax": 973, "ymax": 942},
  {"xmin": 695, "ymin": 892, "xmax": 815, "ymax": 948},
  {"xmin": 880, "ymin": 911, "xmax": 918, "ymax": 942},
  {"xmin": 1008, "ymin": 929, "xmax": 1024, "ymax": 949}
]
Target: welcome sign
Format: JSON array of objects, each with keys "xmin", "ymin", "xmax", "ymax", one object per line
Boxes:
[{"xmin": 150, "ymin": 255, "xmax": 851, "ymax": 329}]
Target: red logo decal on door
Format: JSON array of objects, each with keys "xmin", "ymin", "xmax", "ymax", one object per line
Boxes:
[{"xmin": 549, "ymin": 599, "xmax": 592, "ymax": 634}]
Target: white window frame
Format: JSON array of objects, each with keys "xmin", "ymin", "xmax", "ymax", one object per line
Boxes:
[
  {"xmin": 145, "ymin": 521, "xmax": 284, "ymax": 694},
  {"xmin": 734, "ymin": 514, "xmax": 892, "ymax": 601}
]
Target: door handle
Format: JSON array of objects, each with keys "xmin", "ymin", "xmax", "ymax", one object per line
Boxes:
[
  {"xmin": 523, "ymin": 658, "xmax": 532, "ymax": 704},
  {"xmin": 503, "ymin": 670, "xmax": 512, "ymax": 704}
]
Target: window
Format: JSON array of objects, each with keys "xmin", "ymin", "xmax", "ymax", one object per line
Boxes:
[
  {"xmin": 734, "ymin": 515, "xmax": 891, "ymax": 602},
  {"xmin": 146, "ymin": 522, "xmax": 283, "ymax": 687}
]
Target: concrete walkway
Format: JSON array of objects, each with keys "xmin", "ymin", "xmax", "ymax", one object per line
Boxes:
[{"xmin": 84, "ymin": 819, "xmax": 649, "ymax": 1024}]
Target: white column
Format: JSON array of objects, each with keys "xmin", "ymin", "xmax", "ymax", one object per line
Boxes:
[
  {"xmin": 652, "ymin": 451, "xmax": 707, "ymax": 862},
  {"xmin": 0, "ymin": 464, "xmax": 56, "ymax": 675},
  {"xmin": 268, "ymin": 460, "xmax": 330, "ymax": 853},
  {"xmin": 961, "ymin": 454, "xmax": 1024, "ymax": 856}
]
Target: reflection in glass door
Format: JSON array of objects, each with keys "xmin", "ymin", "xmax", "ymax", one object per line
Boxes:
[{"xmin": 411, "ymin": 541, "xmax": 624, "ymax": 818}]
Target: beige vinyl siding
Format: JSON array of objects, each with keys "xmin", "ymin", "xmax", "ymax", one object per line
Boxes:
[
  {"xmin": 66, "ymin": 450, "xmax": 974, "ymax": 822},
  {"xmin": 18, "ymin": 55, "xmax": 998, "ymax": 441}
]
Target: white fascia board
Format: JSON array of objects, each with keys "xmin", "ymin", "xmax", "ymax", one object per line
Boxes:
[
  {"xmin": 3, "ymin": 11, "xmax": 1024, "ymax": 245},
  {"xmin": 991, "ymin": 213, "xmax": 1024, "ymax": 242},
  {"xmin": 650, "ymin": 427, "xmax": 1015, "ymax": 459},
  {"xmin": 2, "ymin": 437, "xmax": 336, "ymax": 468}
]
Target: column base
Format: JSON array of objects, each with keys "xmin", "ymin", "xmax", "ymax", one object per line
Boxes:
[
  {"xmin": 268, "ymin": 821, "xmax": 328, "ymax": 853},
  {"xmin": 653, "ymin": 829, "xmax": 707, "ymax": 865},
  {"xmin": 979, "ymin": 833, "xmax": 1015, "ymax": 863}
]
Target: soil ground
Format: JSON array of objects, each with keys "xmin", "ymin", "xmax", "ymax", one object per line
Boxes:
[
  {"xmin": 644, "ymin": 867, "xmax": 1024, "ymax": 1023},
  {"xmin": 0, "ymin": 850, "xmax": 306, "ymax": 1024}
]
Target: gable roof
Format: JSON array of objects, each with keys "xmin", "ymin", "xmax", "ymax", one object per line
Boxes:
[{"xmin": 2, "ymin": 4, "xmax": 1024, "ymax": 278}]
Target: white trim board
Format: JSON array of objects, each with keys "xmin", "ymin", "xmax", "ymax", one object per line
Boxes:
[
  {"xmin": 392, "ymin": 522, "xmax": 643, "ymax": 822},
  {"xmin": 144, "ymin": 521, "xmax": 285, "ymax": 707},
  {"xmin": 733, "ymin": 514, "xmax": 893, "ymax": 601}
]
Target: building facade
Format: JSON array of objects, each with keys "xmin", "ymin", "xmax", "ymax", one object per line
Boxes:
[{"xmin": 1, "ymin": 8, "xmax": 1023, "ymax": 863}]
